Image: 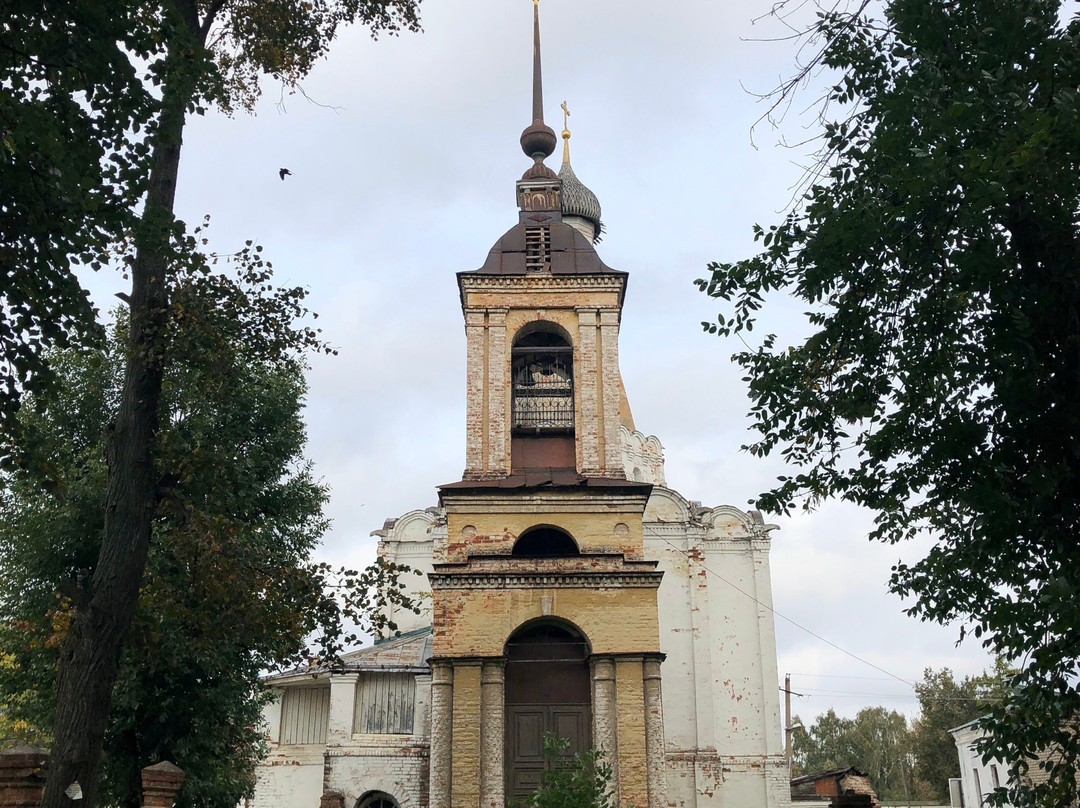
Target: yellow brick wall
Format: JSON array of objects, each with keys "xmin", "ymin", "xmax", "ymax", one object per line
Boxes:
[
  {"xmin": 451, "ymin": 663, "xmax": 482, "ymax": 808},
  {"xmin": 616, "ymin": 659, "xmax": 648, "ymax": 808},
  {"xmin": 433, "ymin": 587, "xmax": 660, "ymax": 657},
  {"xmin": 465, "ymin": 290, "xmax": 621, "ymax": 314},
  {"xmin": 445, "ymin": 510, "xmax": 644, "ymax": 558}
]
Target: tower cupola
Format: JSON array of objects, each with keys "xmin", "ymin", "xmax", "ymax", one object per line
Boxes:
[
  {"xmin": 557, "ymin": 102, "xmax": 603, "ymax": 243},
  {"xmin": 456, "ymin": 0, "xmax": 631, "ymax": 481}
]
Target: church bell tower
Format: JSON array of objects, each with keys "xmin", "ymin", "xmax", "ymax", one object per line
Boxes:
[{"xmin": 427, "ymin": 4, "xmax": 667, "ymax": 808}]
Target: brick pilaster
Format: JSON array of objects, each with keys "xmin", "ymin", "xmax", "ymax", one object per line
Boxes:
[
  {"xmin": 479, "ymin": 660, "xmax": 506, "ymax": 808},
  {"xmin": 577, "ymin": 308, "xmax": 599, "ymax": 474}
]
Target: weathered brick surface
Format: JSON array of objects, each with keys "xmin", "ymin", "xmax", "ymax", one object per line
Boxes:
[
  {"xmin": 577, "ymin": 308, "xmax": 600, "ymax": 473},
  {"xmin": 479, "ymin": 661, "xmax": 506, "ymax": 808},
  {"xmin": 325, "ymin": 740, "xmax": 431, "ymax": 808},
  {"xmin": 599, "ymin": 311, "xmax": 625, "ymax": 476},
  {"xmin": 616, "ymin": 658, "xmax": 648, "ymax": 808},
  {"xmin": 591, "ymin": 657, "xmax": 620, "ymax": 797},
  {"xmin": 141, "ymin": 760, "xmax": 185, "ymax": 808},
  {"xmin": 0, "ymin": 745, "xmax": 47, "ymax": 808},
  {"xmin": 444, "ymin": 507, "xmax": 645, "ymax": 559},
  {"xmin": 319, "ymin": 790, "xmax": 346, "ymax": 808},
  {"xmin": 643, "ymin": 656, "xmax": 667, "ymax": 808},
  {"xmin": 433, "ymin": 585, "xmax": 660, "ymax": 657},
  {"xmin": 464, "ymin": 312, "xmax": 486, "ymax": 476},
  {"xmin": 458, "ymin": 273, "xmax": 629, "ymax": 481},
  {"xmin": 450, "ymin": 663, "xmax": 482, "ymax": 808},
  {"xmin": 429, "ymin": 662, "xmax": 453, "ymax": 808}
]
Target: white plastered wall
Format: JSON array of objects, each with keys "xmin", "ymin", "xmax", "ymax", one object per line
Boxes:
[
  {"xmin": 644, "ymin": 486, "xmax": 790, "ymax": 808},
  {"xmin": 374, "ymin": 508, "xmax": 444, "ymax": 636}
]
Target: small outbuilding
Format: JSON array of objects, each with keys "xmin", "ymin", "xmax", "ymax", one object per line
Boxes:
[{"xmin": 791, "ymin": 767, "xmax": 879, "ymax": 807}]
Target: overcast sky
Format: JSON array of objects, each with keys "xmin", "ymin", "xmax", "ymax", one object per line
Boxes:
[{"xmin": 85, "ymin": 0, "xmax": 997, "ymax": 723}]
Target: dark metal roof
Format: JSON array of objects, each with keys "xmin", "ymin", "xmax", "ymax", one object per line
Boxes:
[
  {"xmin": 439, "ymin": 469, "xmax": 652, "ymax": 493},
  {"xmin": 463, "ymin": 221, "xmax": 625, "ymax": 277},
  {"xmin": 790, "ymin": 767, "xmax": 869, "ymax": 786}
]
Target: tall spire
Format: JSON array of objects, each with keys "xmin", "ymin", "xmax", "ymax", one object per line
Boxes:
[
  {"xmin": 519, "ymin": 0, "xmax": 557, "ymax": 163},
  {"xmin": 532, "ymin": 0, "xmax": 545, "ymax": 124}
]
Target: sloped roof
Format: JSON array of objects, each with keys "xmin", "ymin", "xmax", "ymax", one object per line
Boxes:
[
  {"xmin": 439, "ymin": 470, "xmax": 652, "ymax": 493},
  {"xmin": 265, "ymin": 627, "xmax": 433, "ymax": 682},
  {"xmin": 790, "ymin": 767, "xmax": 869, "ymax": 786},
  {"xmin": 339, "ymin": 626, "xmax": 433, "ymax": 671},
  {"xmin": 464, "ymin": 222, "xmax": 624, "ymax": 277}
]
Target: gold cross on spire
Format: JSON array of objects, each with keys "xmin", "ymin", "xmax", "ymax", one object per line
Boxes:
[{"xmin": 561, "ymin": 100, "xmax": 570, "ymax": 131}]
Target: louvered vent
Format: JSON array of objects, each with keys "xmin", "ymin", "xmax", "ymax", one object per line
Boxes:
[{"xmin": 524, "ymin": 226, "xmax": 550, "ymax": 272}]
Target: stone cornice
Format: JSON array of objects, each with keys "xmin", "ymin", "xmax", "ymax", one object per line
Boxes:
[
  {"xmin": 440, "ymin": 491, "xmax": 649, "ymax": 513},
  {"xmin": 430, "ymin": 569, "xmax": 663, "ymax": 590},
  {"xmin": 460, "ymin": 275, "xmax": 626, "ymax": 294}
]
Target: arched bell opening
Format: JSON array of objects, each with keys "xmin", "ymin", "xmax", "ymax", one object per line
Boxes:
[
  {"xmin": 504, "ymin": 620, "xmax": 592, "ymax": 804},
  {"xmin": 511, "ymin": 525, "xmax": 580, "ymax": 557},
  {"xmin": 511, "ymin": 327, "xmax": 575, "ymax": 471}
]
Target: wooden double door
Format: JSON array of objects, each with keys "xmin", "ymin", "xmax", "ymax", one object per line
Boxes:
[
  {"xmin": 506, "ymin": 703, "xmax": 590, "ymax": 799},
  {"xmin": 504, "ymin": 623, "xmax": 592, "ymax": 806}
]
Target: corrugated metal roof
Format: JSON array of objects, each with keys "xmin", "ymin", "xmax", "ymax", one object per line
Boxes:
[{"xmin": 339, "ymin": 626, "xmax": 433, "ymax": 671}]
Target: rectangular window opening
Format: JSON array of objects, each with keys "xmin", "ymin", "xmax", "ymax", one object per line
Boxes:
[
  {"xmin": 279, "ymin": 686, "xmax": 330, "ymax": 745},
  {"xmin": 353, "ymin": 672, "xmax": 416, "ymax": 734}
]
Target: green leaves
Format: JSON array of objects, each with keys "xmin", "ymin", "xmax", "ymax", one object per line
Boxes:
[
  {"xmin": 705, "ymin": 2, "xmax": 1080, "ymax": 805},
  {"xmin": 524, "ymin": 735, "xmax": 617, "ymax": 808},
  {"xmin": 0, "ymin": 253, "xmax": 417, "ymax": 807}
]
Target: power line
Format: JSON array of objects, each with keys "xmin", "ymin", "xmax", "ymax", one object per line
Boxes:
[
  {"xmin": 787, "ymin": 672, "xmax": 899, "ymax": 681},
  {"xmin": 662, "ymin": 537, "xmax": 914, "ymax": 688}
]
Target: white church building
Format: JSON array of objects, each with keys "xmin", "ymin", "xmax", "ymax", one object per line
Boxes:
[{"xmin": 247, "ymin": 6, "xmax": 790, "ymax": 808}]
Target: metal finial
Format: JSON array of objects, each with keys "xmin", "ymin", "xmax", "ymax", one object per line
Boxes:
[{"xmin": 561, "ymin": 100, "xmax": 572, "ymax": 164}]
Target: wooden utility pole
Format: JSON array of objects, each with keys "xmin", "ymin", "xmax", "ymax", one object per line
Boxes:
[{"xmin": 785, "ymin": 673, "xmax": 793, "ymax": 769}]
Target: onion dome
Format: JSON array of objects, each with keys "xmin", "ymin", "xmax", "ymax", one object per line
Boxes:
[{"xmin": 557, "ymin": 109, "xmax": 603, "ymax": 242}]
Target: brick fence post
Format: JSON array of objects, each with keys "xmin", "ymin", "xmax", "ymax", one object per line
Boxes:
[
  {"xmin": 0, "ymin": 745, "xmax": 47, "ymax": 807},
  {"xmin": 141, "ymin": 761, "xmax": 185, "ymax": 808},
  {"xmin": 319, "ymin": 790, "xmax": 346, "ymax": 808}
]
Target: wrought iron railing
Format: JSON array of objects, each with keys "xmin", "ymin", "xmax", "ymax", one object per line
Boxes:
[
  {"xmin": 512, "ymin": 347, "xmax": 574, "ymax": 432},
  {"xmin": 512, "ymin": 395, "xmax": 574, "ymax": 431}
]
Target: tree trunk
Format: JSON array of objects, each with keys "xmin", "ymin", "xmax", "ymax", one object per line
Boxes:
[{"xmin": 40, "ymin": 74, "xmax": 189, "ymax": 808}]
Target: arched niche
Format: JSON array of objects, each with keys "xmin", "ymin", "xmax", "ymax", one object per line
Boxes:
[{"xmin": 511, "ymin": 525, "xmax": 580, "ymax": 557}]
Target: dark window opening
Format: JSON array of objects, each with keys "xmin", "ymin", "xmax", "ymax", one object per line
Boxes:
[
  {"xmin": 356, "ymin": 792, "xmax": 399, "ymax": 808},
  {"xmin": 524, "ymin": 226, "xmax": 551, "ymax": 272},
  {"xmin": 512, "ymin": 527, "xmax": 579, "ymax": 557},
  {"xmin": 512, "ymin": 331, "xmax": 573, "ymax": 435}
]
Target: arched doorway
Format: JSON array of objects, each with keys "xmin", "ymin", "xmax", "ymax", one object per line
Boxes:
[{"xmin": 504, "ymin": 621, "xmax": 591, "ymax": 804}]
